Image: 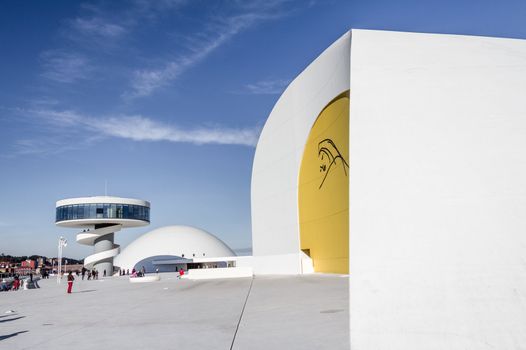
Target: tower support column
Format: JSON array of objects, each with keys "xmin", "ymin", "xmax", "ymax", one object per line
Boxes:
[{"xmin": 94, "ymin": 232, "xmax": 114, "ymax": 276}]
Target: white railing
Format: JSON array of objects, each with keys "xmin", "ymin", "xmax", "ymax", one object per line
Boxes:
[{"xmin": 76, "ymin": 224, "xmax": 122, "ymax": 269}]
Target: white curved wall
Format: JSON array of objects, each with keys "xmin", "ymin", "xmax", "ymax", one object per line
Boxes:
[
  {"xmin": 114, "ymin": 225, "xmax": 235, "ymax": 271},
  {"xmin": 350, "ymin": 30, "xmax": 526, "ymax": 349},
  {"xmin": 251, "ymin": 31, "xmax": 351, "ymax": 274}
]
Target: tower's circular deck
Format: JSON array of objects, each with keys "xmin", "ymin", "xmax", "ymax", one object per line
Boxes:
[{"xmin": 55, "ymin": 196, "xmax": 150, "ymax": 227}]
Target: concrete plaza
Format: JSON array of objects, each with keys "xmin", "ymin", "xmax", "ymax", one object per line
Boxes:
[{"xmin": 0, "ymin": 273, "xmax": 349, "ymax": 349}]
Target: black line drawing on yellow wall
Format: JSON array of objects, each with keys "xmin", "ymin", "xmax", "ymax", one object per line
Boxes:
[{"xmin": 318, "ymin": 138, "xmax": 349, "ymax": 189}]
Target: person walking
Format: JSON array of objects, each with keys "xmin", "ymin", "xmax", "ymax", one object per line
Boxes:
[
  {"xmin": 67, "ymin": 271, "xmax": 74, "ymax": 294},
  {"xmin": 12, "ymin": 275, "xmax": 20, "ymax": 290}
]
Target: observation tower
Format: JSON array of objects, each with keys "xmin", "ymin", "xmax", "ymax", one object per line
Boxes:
[{"xmin": 55, "ymin": 196, "xmax": 150, "ymax": 276}]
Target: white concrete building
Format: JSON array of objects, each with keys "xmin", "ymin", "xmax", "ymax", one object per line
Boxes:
[
  {"xmin": 250, "ymin": 28, "xmax": 526, "ymax": 347},
  {"xmin": 114, "ymin": 225, "xmax": 236, "ymax": 273},
  {"xmin": 55, "ymin": 196, "xmax": 150, "ymax": 276},
  {"xmin": 349, "ymin": 29, "xmax": 526, "ymax": 349},
  {"xmin": 251, "ymin": 32, "xmax": 350, "ymax": 275}
]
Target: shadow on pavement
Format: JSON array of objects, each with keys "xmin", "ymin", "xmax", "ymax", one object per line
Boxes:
[
  {"xmin": 0, "ymin": 330, "xmax": 28, "ymax": 341},
  {"xmin": 0, "ymin": 316, "xmax": 25, "ymax": 323},
  {"xmin": 74, "ymin": 289, "xmax": 96, "ymax": 293},
  {"xmin": 0, "ymin": 314, "xmax": 17, "ymax": 319}
]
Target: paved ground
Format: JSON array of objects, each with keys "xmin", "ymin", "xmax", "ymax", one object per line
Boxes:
[{"xmin": 0, "ymin": 273, "xmax": 349, "ymax": 350}]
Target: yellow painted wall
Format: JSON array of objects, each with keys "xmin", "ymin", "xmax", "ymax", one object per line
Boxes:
[{"xmin": 298, "ymin": 91, "xmax": 349, "ymax": 274}]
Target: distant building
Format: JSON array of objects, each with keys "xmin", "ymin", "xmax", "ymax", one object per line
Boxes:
[
  {"xmin": 0, "ymin": 261, "xmax": 15, "ymax": 275},
  {"xmin": 114, "ymin": 225, "xmax": 235, "ymax": 273},
  {"xmin": 21, "ymin": 259, "xmax": 36, "ymax": 269},
  {"xmin": 56, "ymin": 196, "xmax": 150, "ymax": 276},
  {"xmin": 63, "ymin": 264, "xmax": 84, "ymax": 273}
]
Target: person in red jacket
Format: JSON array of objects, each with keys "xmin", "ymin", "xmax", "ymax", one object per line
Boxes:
[
  {"xmin": 67, "ymin": 271, "xmax": 74, "ymax": 294},
  {"xmin": 12, "ymin": 276, "xmax": 20, "ymax": 291}
]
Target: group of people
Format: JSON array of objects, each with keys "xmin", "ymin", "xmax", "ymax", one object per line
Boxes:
[
  {"xmin": 64, "ymin": 266, "xmax": 186, "ymax": 293},
  {"xmin": 0, "ymin": 273, "xmax": 37, "ymax": 291},
  {"xmin": 80, "ymin": 267, "xmax": 101, "ymax": 280},
  {"xmin": 0, "ymin": 275, "xmax": 21, "ymax": 291},
  {"xmin": 76, "ymin": 266, "xmax": 159, "ymax": 280},
  {"xmin": 118, "ymin": 268, "xmax": 131, "ymax": 276},
  {"xmin": 130, "ymin": 266, "xmax": 146, "ymax": 278}
]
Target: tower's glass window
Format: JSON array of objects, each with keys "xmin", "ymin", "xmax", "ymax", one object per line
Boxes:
[{"xmin": 56, "ymin": 202, "xmax": 149, "ymax": 223}]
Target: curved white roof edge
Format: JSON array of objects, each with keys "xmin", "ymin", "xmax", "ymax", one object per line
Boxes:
[
  {"xmin": 250, "ymin": 31, "xmax": 351, "ymax": 266},
  {"xmin": 114, "ymin": 225, "xmax": 236, "ymax": 271},
  {"xmin": 56, "ymin": 196, "xmax": 150, "ymax": 207},
  {"xmin": 56, "ymin": 218, "xmax": 148, "ymax": 228}
]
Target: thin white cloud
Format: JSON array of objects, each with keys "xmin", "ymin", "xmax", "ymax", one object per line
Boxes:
[
  {"xmin": 5, "ymin": 134, "xmax": 102, "ymax": 157},
  {"xmin": 31, "ymin": 109, "xmax": 260, "ymax": 147},
  {"xmin": 40, "ymin": 50, "xmax": 92, "ymax": 83},
  {"xmin": 12, "ymin": 138, "xmax": 71, "ymax": 156},
  {"xmin": 98, "ymin": 116, "xmax": 260, "ymax": 146},
  {"xmin": 130, "ymin": 0, "xmax": 188, "ymax": 19},
  {"xmin": 244, "ymin": 78, "xmax": 290, "ymax": 94},
  {"xmin": 69, "ymin": 0, "xmax": 187, "ymax": 43},
  {"xmin": 124, "ymin": 5, "xmax": 288, "ymax": 99},
  {"xmin": 71, "ymin": 17, "xmax": 126, "ymax": 38}
]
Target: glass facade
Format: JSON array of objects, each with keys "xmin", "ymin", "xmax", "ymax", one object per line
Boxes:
[{"xmin": 56, "ymin": 203, "xmax": 150, "ymax": 223}]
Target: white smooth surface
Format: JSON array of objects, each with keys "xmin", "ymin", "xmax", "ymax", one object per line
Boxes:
[
  {"xmin": 114, "ymin": 225, "xmax": 236, "ymax": 271},
  {"xmin": 129, "ymin": 275, "xmax": 161, "ymax": 283},
  {"xmin": 300, "ymin": 251, "xmax": 314, "ymax": 274},
  {"xmin": 350, "ymin": 29, "xmax": 526, "ymax": 349},
  {"xmin": 84, "ymin": 247, "xmax": 120, "ymax": 268},
  {"xmin": 187, "ymin": 267, "xmax": 253, "ymax": 280},
  {"xmin": 56, "ymin": 196, "xmax": 150, "ymax": 207},
  {"xmin": 249, "ymin": 253, "xmax": 303, "ymax": 275},
  {"xmin": 0, "ymin": 274, "xmax": 348, "ymax": 350},
  {"xmin": 76, "ymin": 225, "xmax": 122, "ymax": 245},
  {"xmin": 251, "ymin": 31, "xmax": 350, "ymax": 273}
]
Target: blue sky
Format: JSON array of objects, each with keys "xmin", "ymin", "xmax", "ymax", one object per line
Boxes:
[{"xmin": 1, "ymin": 0, "xmax": 525, "ymax": 258}]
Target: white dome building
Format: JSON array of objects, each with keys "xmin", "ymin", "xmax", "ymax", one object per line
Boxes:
[{"xmin": 114, "ymin": 225, "xmax": 235, "ymax": 273}]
